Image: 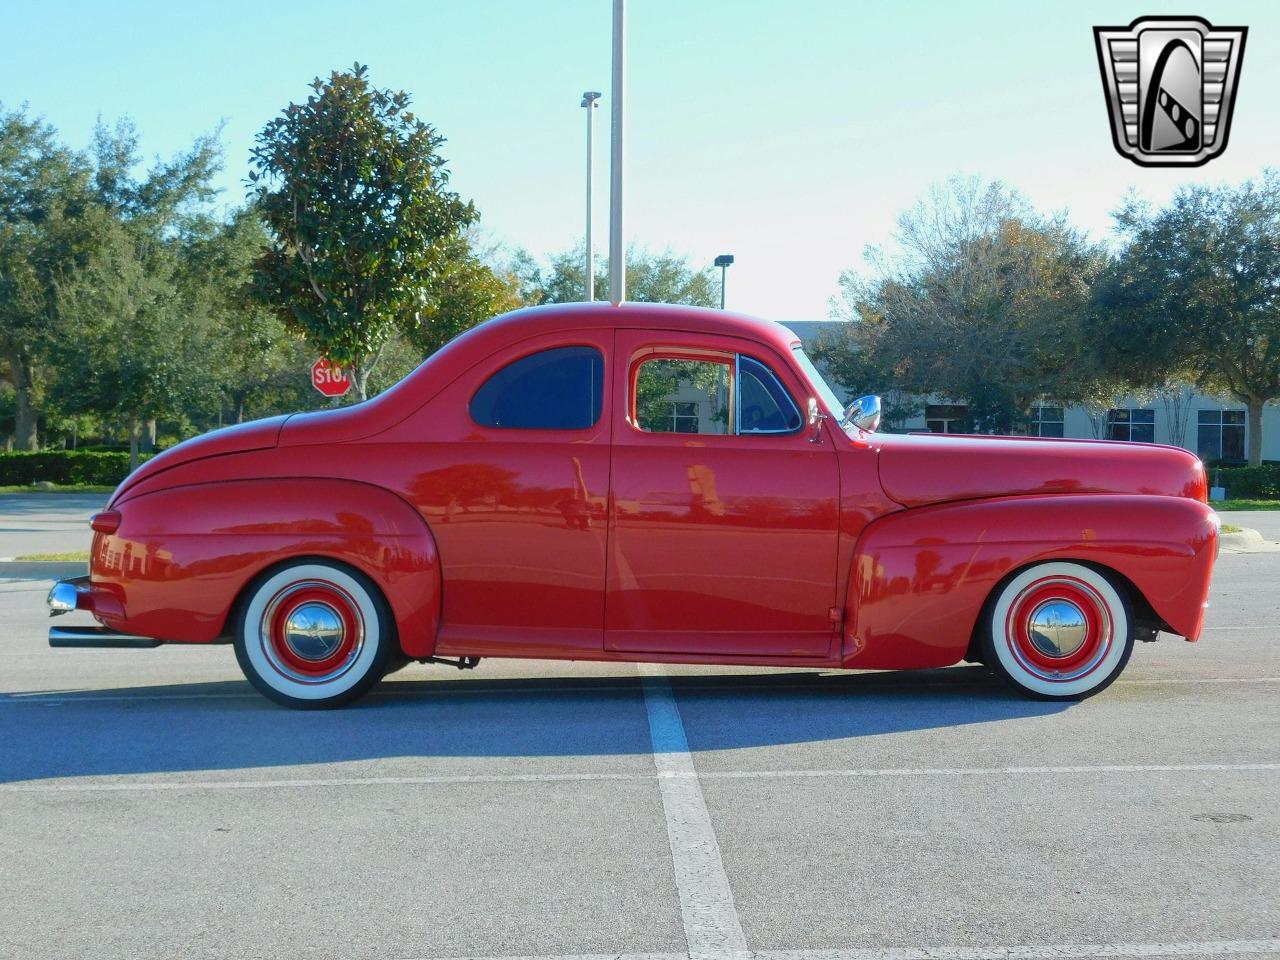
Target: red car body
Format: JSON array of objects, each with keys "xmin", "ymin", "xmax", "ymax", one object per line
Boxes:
[{"xmin": 51, "ymin": 302, "xmax": 1219, "ymax": 704}]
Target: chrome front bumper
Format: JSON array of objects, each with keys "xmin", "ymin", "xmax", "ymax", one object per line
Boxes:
[{"xmin": 46, "ymin": 577, "xmax": 159, "ymax": 648}]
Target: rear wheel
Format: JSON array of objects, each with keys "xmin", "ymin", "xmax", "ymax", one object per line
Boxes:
[
  {"xmin": 981, "ymin": 561, "xmax": 1134, "ymax": 701},
  {"xmin": 233, "ymin": 560, "xmax": 395, "ymax": 709}
]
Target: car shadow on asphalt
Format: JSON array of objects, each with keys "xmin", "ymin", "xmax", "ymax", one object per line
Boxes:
[{"xmin": 0, "ymin": 666, "xmax": 1069, "ymax": 783}]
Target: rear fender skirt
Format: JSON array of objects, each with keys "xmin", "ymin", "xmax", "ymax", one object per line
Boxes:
[
  {"xmin": 843, "ymin": 494, "xmax": 1218, "ymax": 669},
  {"xmin": 91, "ymin": 478, "xmax": 442, "ymax": 657}
]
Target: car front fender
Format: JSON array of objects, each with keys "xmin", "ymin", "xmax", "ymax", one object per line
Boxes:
[{"xmin": 843, "ymin": 494, "xmax": 1218, "ymax": 669}]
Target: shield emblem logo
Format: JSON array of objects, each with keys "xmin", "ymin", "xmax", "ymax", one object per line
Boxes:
[{"xmin": 1094, "ymin": 16, "xmax": 1247, "ymax": 167}]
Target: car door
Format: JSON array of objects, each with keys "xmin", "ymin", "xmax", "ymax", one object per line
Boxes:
[
  {"xmin": 605, "ymin": 329, "xmax": 841, "ymax": 658},
  {"xmin": 405, "ymin": 330, "xmax": 612, "ymax": 658}
]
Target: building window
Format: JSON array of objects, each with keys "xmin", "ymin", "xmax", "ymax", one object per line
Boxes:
[
  {"xmin": 635, "ymin": 358, "xmax": 732, "ymax": 435},
  {"xmin": 1030, "ymin": 405, "xmax": 1065, "ymax": 438},
  {"xmin": 925, "ymin": 404, "xmax": 967, "ymax": 434},
  {"xmin": 1106, "ymin": 408, "xmax": 1155, "ymax": 443},
  {"xmin": 1197, "ymin": 409, "xmax": 1245, "ymax": 462}
]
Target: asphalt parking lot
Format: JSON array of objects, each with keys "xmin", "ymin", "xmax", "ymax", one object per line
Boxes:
[{"xmin": 1, "ymin": 499, "xmax": 1277, "ymax": 960}]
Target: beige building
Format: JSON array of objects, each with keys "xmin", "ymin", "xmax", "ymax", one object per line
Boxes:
[{"xmin": 783, "ymin": 321, "xmax": 1275, "ymax": 464}]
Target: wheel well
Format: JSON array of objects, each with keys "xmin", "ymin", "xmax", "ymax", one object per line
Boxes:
[
  {"xmin": 217, "ymin": 554, "xmax": 398, "ymax": 646},
  {"xmin": 964, "ymin": 558, "xmax": 1162, "ymax": 662}
]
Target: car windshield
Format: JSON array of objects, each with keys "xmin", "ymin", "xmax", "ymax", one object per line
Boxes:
[{"xmin": 791, "ymin": 345, "xmax": 845, "ymax": 420}]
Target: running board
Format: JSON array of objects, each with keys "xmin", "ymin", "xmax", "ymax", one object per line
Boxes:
[{"xmin": 49, "ymin": 626, "xmax": 162, "ymax": 649}]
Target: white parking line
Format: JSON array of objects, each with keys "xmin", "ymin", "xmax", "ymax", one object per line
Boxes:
[
  {"xmin": 696, "ymin": 763, "xmax": 1280, "ymax": 780},
  {"xmin": 757, "ymin": 944, "xmax": 1280, "ymax": 959},
  {"xmin": 395, "ymin": 939, "xmax": 1280, "ymax": 960},
  {"xmin": 639, "ymin": 663, "xmax": 748, "ymax": 960},
  {"xmin": 3, "ymin": 763, "xmax": 1276, "ymax": 794}
]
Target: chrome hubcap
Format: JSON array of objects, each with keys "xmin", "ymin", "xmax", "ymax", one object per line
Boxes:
[
  {"xmin": 1027, "ymin": 599, "xmax": 1088, "ymax": 658},
  {"xmin": 282, "ymin": 602, "xmax": 345, "ymax": 661}
]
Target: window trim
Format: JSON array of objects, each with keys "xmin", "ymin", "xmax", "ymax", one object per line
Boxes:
[
  {"xmin": 735, "ymin": 354, "xmax": 803, "ymax": 436},
  {"xmin": 630, "ymin": 350, "xmax": 735, "ymax": 437},
  {"xmin": 628, "ymin": 349, "xmax": 803, "ymax": 438},
  {"xmin": 468, "ymin": 342, "xmax": 605, "ymax": 432}
]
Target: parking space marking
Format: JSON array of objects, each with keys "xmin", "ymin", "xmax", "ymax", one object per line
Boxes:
[
  {"xmin": 639, "ymin": 663, "xmax": 748, "ymax": 960},
  {"xmin": 0, "ymin": 773, "xmax": 647, "ymax": 792},
  {"xmin": 4, "ymin": 763, "xmax": 1276, "ymax": 794},
  {"xmin": 397, "ymin": 939, "xmax": 1280, "ymax": 959},
  {"xmin": 756, "ymin": 943, "xmax": 1280, "ymax": 958},
  {"xmin": 696, "ymin": 763, "xmax": 1280, "ymax": 780}
]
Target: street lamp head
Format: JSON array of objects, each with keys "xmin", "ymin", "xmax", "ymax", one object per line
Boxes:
[
  {"xmin": 714, "ymin": 254, "xmax": 735, "ymax": 268},
  {"xmin": 581, "ymin": 91, "xmax": 602, "ymax": 107}
]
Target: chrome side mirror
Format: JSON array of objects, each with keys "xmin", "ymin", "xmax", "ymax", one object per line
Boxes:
[{"xmin": 842, "ymin": 394, "xmax": 882, "ymax": 433}]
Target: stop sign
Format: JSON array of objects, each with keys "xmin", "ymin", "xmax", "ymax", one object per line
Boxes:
[{"xmin": 311, "ymin": 358, "xmax": 352, "ymax": 398}]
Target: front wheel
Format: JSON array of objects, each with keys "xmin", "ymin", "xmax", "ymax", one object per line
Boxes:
[
  {"xmin": 981, "ymin": 561, "xmax": 1134, "ymax": 701},
  {"xmin": 234, "ymin": 560, "xmax": 396, "ymax": 709}
]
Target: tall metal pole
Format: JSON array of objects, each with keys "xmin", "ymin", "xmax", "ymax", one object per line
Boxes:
[
  {"xmin": 720, "ymin": 264, "xmax": 727, "ymax": 310},
  {"xmin": 581, "ymin": 91, "xmax": 601, "ymax": 301},
  {"xmin": 608, "ymin": 0, "xmax": 625, "ymax": 305}
]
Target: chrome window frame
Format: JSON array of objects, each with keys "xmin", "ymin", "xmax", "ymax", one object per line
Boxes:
[{"xmin": 735, "ymin": 353, "xmax": 803, "ymax": 436}]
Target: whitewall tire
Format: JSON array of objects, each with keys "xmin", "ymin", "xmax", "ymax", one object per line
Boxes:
[
  {"xmin": 233, "ymin": 560, "xmax": 395, "ymax": 709},
  {"xmin": 981, "ymin": 561, "xmax": 1134, "ymax": 701}
]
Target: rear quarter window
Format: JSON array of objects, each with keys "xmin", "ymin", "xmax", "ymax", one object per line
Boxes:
[{"xmin": 470, "ymin": 345, "xmax": 604, "ymax": 430}]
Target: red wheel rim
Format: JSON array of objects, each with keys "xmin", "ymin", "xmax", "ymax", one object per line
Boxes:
[
  {"xmin": 1004, "ymin": 575, "xmax": 1112, "ymax": 683},
  {"xmin": 258, "ymin": 580, "xmax": 365, "ymax": 684}
]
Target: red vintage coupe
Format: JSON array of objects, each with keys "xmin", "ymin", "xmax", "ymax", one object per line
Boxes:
[{"xmin": 47, "ymin": 303, "xmax": 1219, "ymax": 708}]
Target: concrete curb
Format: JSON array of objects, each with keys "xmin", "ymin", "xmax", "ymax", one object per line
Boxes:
[
  {"xmin": 1219, "ymin": 526, "xmax": 1277, "ymax": 553},
  {"xmin": 0, "ymin": 560, "xmax": 88, "ymax": 580}
]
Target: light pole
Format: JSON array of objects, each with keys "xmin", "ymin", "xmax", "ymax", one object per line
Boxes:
[
  {"xmin": 609, "ymin": 0, "xmax": 625, "ymax": 305},
  {"xmin": 581, "ymin": 91, "xmax": 601, "ymax": 301},
  {"xmin": 715, "ymin": 254, "xmax": 734, "ymax": 309}
]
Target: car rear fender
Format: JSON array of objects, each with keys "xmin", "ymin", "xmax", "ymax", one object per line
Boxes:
[
  {"xmin": 843, "ymin": 494, "xmax": 1218, "ymax": 669},
  {"xmin": 91, "ymin": 478, "xmax": 442, "ymax": 656}
]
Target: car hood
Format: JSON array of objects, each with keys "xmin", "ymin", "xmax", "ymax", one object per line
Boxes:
[
  {"xmin": 110, "ymin": 415, "xmax": 291, "ymax": 504},
  {"xmin": 874, "ymin": 432, "xmax": 1207, "ymax": 508}
]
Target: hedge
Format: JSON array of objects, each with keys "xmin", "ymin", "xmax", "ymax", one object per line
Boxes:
[
  {"xmin": 0, "ymin": 451, "xmax": 153, "ymax": 486},
  {"xmin": 1212, "ymin": 463, "xmax": 1280, "ymax": 499}
]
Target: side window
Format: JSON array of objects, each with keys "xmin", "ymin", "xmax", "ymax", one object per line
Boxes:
[
  {"xmin": 635, "ymin": 358, "xmax": 732, "ymax": 435},
  {"xmin": 737, "ymin": 355, "xmax": 802, "ymax": 434},
  {"xmin": 470, "ymin": 345, "xmax": 604, "ymax": 430}
]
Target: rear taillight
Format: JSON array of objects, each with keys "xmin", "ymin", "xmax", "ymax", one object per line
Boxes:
[{"xmin": 90, "ymin": 510, "xmax": 122, "ymax": 534}]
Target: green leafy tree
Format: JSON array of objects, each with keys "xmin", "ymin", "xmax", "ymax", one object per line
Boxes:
[
  {"xmin": 183, "ymin": 208, "xmax": 305, "ymax": 424},
  {"xmin": 47, "ymin": 121, "xmax": 225, "ymax": 467},
  {"xmin": 0, "ymin": 104, "xmax": 90, "ymax": 449},
  {"xmin": 250, "ymin": 63, "xmax": 476, "ymax": 400},
  {"xmin": 1092, "ymin": 172, "xmax": 1280, "ymax": 465},
  {"xmin": 515, "ymin": 245, "xmax": 720, "ymax": 307},
  {"xmin": 52, "ymin": 214, "xmax": 212, "ymax": 469},
  {"xmin": 403, "ymin": 236, "xmax": 521, "ymax": 358},
  {"xmin": 823, "ymin": 177, "xmax": 1109, "ymax": 433}
]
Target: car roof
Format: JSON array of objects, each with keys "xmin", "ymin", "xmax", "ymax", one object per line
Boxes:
[
  {"xmin": 281, "ymin": 302, "xmax": 806, "ymax": 446},
  {"xmin": 453, "ymin": 301, "xmax": 802, "ymax": 355}
]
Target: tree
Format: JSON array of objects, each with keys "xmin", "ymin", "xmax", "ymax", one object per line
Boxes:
[
  {"xmin": 0, "ymin": 104, "xmax": 90, "ymax": 449},
  {"xmin": 183, "ymin": 208, "xmax": 304, "ymax": 424},
  {"xmin": 52, "ymin": 214, "xmax": 212, "ymax": 468},
  {"xmin": 515, "ymin": 245, "xmax": 720, "ymax": 307},
  {"xmin": 46, "ymin": 120, "xmax": 226, "ymax": 467},
  {"xmin": 1092, "ymin": 172, "xmax": 1280, "ymax": 465},
  {"xmin": 250, "ymin": 63, "xmax": 476, "ymax": 400},
  {"xmin": 403, "ymin": 236, "xmax": 521, "ymax": 358},
  {"xmin": 822, "ymin": 177, "xmax": 1110, "ymax": 433}
]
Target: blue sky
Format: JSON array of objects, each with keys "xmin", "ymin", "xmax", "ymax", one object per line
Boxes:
[{"xmin": 4, "ymin": 0, "xmax": 1277, "ymax": 319}]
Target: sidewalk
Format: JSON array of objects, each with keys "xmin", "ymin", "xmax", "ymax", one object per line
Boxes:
[{"xmin": 0, "ymin": 494, "xmax": 105, "ymax": 562}]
